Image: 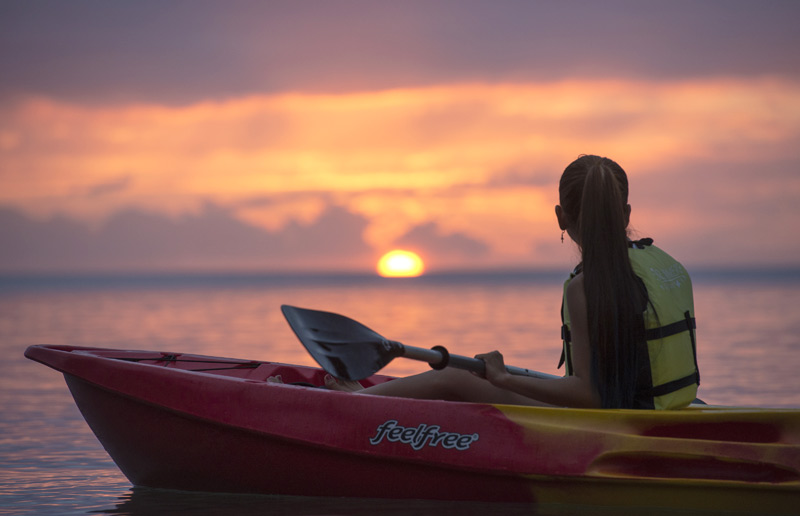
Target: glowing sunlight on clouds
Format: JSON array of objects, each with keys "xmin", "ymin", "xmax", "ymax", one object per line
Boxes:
[{"xmin": 1, "ymin": 77, "xmax": 799, "ymax": 269}]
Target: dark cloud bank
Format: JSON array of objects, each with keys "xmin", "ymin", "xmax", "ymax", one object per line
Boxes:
[
  {"xmin": 0, "ymin": 205, "xmax": 370, "ymax": 273},
  {"xmin": 2, "ymin": 1, "xmax": 798, "ymax": 105},
  {"xmin": 0, "ymin": 204, "xmax": 488, "ymax": 274}
]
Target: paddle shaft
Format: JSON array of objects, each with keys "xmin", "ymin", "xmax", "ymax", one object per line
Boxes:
[
  {"xmin": 280, "ymin": 304, "xmax": 560, "ymax": 381},
  {"xmin": 403, "ymin": 343, "xmax": 707, "ymax": 404},
  {"xmin": 400, "ymin": 343, "xmax": 559, "ymax": 380}
]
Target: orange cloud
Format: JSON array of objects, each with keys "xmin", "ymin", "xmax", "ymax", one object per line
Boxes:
[{"xmin": 1, "ymin": 77, "xmax": 798, "ymax": 268}]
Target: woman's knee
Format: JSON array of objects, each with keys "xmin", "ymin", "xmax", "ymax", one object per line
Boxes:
[{"xmin": 425, "ymin": 367, "xmax": 482, "ymax": 401}]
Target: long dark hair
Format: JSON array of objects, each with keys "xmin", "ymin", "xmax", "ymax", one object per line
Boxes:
[{"xmin": 559, "ymin": 155, "xmax": 644, "ymax": 408}]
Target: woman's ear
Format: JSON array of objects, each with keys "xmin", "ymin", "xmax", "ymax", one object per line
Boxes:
[{"xmin": 555, "ymin": 205, "xmax": 568, "ymax": 230}]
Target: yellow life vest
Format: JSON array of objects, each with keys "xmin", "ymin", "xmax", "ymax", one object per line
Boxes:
[{"xmin": 559, "ymin": 239, "xmax": 700, "ymax": 409}]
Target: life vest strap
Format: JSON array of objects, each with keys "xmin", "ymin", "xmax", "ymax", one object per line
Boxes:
[
  {"xmin": 628, "ymin": 237, "xmax": 654, "ymax": 249},
  {"xmin": 557, "ymin": 335, "xmax": 573, "ymax": 370},
  {"xmin": 645, "ymin": 316, "xmax": 696, "ymax": 341},
  {"xmin": 561, "ymin": 317, "xmax": 696, "ymax": 369},
  {"xmin": 647, "ymin": 371, "xmax": 700, "ymax": 398},
  {"xmin": 559, "ymin": 293, "xmax": 570, "ymax": 369},
  {"xmin": 643, "ymin": 310, "xmax": 701, "ymax": 398},
  {"xmin": 686, "ymin": 310, "xmax": 700, "ymax": 386}
]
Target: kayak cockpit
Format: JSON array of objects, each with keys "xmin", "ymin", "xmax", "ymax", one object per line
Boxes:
[{"xmin": 58, "ymin": 347, "xmax": 392, "ymax": 387}]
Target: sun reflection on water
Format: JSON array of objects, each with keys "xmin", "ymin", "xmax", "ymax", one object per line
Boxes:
[{"xmin": 2, "ymin": 276, "xmax": 799, "ymax": 514}]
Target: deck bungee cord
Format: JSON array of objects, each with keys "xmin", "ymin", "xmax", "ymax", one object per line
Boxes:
[{"xmin": 108, "ymin": 354, "xmax": 263, "ymax": 372}]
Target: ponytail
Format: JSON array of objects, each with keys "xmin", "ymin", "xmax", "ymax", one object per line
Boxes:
[{"xmin": 560, "ymin": 156, "xmax": 644, "ymax": 408}]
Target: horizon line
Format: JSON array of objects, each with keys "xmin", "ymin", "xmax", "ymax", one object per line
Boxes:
[{"xmin": 2, "ymin": 265, "xmax": 799, "ymax": 289}]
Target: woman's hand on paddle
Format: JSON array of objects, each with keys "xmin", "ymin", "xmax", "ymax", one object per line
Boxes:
[{"xmin": 474, "ymin": 350, "xmax": 510, "ymax": 387}]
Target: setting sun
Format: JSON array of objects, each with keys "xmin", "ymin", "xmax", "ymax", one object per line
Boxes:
[{"xmin": 376, "ymin": 250, "xmax": 425, "ymax": 278}]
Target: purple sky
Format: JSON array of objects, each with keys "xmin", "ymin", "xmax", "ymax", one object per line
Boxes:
[{"xmin": 3, "ymin": 1, "xmax": 798, "ymax": 103}]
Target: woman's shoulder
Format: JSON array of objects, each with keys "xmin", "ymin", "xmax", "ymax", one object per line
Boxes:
[{"xmin": 566, "ymin": 271, "xmax": 585, "ymax": 299}]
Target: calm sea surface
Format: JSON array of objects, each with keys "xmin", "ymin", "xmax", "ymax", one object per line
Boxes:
[{"xmin": 1, "ymin": 271, "xmax": 799, "ymax": 515}]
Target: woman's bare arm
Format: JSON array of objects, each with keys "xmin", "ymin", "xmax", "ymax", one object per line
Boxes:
[{"xmin": 478, "ymin": 273, "xmax": 602, "ymax": 408}]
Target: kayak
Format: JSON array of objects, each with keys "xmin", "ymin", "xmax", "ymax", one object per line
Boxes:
[{"xmin": 25, "ymin": 344, "xmax": 800, "ymax": 513}]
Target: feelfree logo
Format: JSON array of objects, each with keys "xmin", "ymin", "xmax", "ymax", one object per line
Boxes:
[{"xmin": 369, "ymin": 419, "xmax": 480, "ymax": 451}]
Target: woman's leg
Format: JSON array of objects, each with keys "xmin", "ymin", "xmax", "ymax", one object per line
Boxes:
[{"xmin": 333, "ymin": 367, "xmax": 550, "ymax": 406}]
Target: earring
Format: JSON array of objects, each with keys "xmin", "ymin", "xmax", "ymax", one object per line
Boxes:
[{"xmin": 561, "ymin": 231, "xmax": 564, "ymax": 244}]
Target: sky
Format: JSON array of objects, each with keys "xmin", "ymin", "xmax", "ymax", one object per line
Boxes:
[{"xmin": 1, "ymin": 0, "xmax": 799, "ymax": 274}]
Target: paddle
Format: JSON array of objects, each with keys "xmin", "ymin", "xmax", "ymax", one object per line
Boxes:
[{"xmin": 281, "ymin": 304, "xmax": 558, "ymax": 382}]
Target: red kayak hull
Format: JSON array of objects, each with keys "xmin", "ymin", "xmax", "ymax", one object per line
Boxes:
[{"xmin": 25, "ymin": 345, "xmax": 800, "ymax": 512}]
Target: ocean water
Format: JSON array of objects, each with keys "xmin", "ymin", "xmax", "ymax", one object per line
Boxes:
[{"xmin": 1, "ymin": 271, "xmax": 799, "ymax": 515}]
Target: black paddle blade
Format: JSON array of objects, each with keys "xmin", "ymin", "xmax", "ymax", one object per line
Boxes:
[{"xmin": 281, "ymin": 305, "xmax": 404, "ymax": 381}]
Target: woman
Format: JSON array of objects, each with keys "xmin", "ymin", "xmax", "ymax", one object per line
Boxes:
[{"xmin": 325, "ymin": 155, "xmax": 700, "ymax": 409}]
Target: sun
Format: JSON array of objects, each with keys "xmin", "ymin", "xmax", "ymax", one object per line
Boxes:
[{"xmin": 376, "ymin": 250, "xmax": 425, "ymax": 278}]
